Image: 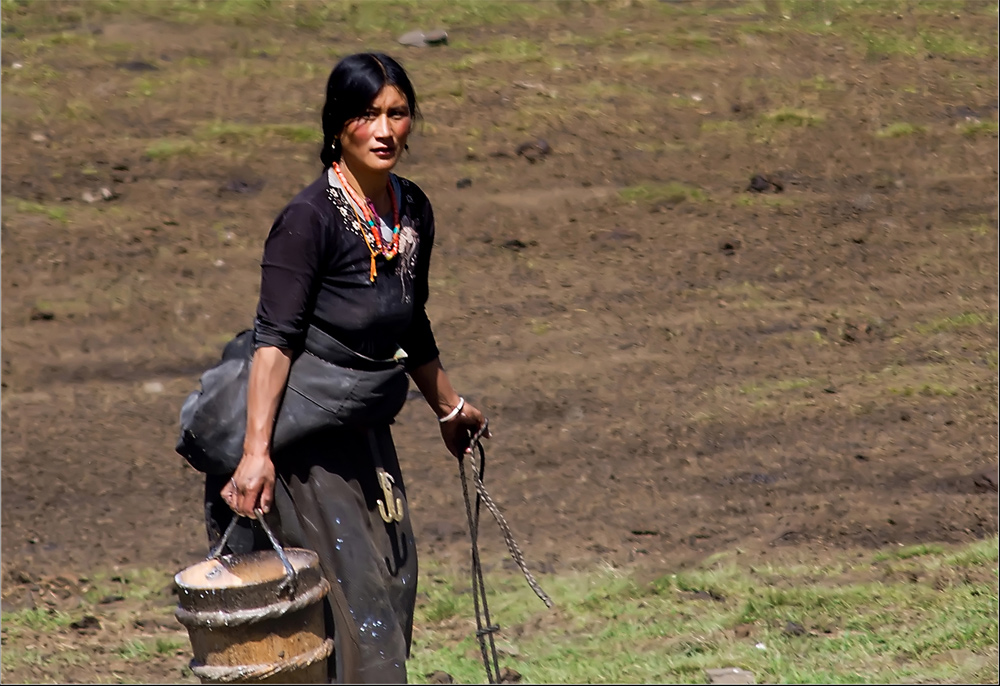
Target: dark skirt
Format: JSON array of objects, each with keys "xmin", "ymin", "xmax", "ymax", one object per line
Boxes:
[{"xmin": 204, "ymin": 425, "xmax": 417, "ymax": 684}]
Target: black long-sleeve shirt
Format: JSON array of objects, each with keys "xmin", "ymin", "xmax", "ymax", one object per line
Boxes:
[{"xmin": 253, "ymin": 170, "xmax": 439, "ymax": 371}]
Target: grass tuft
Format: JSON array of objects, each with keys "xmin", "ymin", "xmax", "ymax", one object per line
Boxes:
[
  {"xmin": 701, "ymin": 120, "xmax": 741, "ymax": 135},
  {"xmin": 145, "ymin": 139, "xmax": 201, "ymax": 160},
  {"xmin": 873, "ymin": 543, "xmax": 946, "ymax": 561},
  {"xmin": 887, "ymin": 383, "xmax": 961, "ymax": 397},
  {"xmin": 199, "ymin": 121, "xmax": 322, "ymax": 144},
  {"xmin": 144, "ymin": 121, "xmax": 320, "ymax": 160},
  {"xmin": 736, "ymin": 195, "xmax": 795, "ymax": 208},
  {"xmin": 915, "ymin": 312, "xmax": 997, "ymax": 334},
  {"xmin": 154, "ymin": 637, "xmax": 186, "ymax": 655},
  {"xmin": 7, "ymin": 199, "xmax": 68, "ymax": 222},
  {"xmin": 862, "ymin": 28, "xmax": 995, "ymax": 60},
  {"xmin": 876, "ymin": 122, "xmax": 927, "ymax": 138},
  {"xmin": 620, "ymin": 182, "xmax": 707, "ymax": 206},
  {"xmin": 1, "ymin": 607, "xmax": 74, "ymax": 635},
  {"xmin": 420, "ymin": 576, "xmax": 466, "ymax": 623},
  {"xmin": 115, "ymin": 639, "xmax": 151, "ymax": 661},
  {"xmin": 959, "ymin": 120, "xmax": 999, "ymax": 137},
  {"xmin": 762, "ymin": 107, "xmax": 825, "ymax": 126},
  {"xmin": 945, "ymin": 537, "xmax": 1000, "ymax": 567}
]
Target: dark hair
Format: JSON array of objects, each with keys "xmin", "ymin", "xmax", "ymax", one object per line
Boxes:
[{"xmin": 319, "ymin": 52, "xmax": 419, "ymax": 168}]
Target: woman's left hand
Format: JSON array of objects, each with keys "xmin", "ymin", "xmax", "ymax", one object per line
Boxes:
[{"xmin": 440, "ymin": 400, "xmax": 490, "ymax": 458}]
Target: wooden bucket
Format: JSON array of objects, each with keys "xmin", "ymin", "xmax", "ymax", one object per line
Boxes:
[{"xmin": 174, "ymin": 547, "xmax": 332, "ymax": 684}]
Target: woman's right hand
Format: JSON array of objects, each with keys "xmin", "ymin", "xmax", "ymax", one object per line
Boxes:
[{"xmin": 222, "ymin": 450, "xmax": 275, "ymax": 518}]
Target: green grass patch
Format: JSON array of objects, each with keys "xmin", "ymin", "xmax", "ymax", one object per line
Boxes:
[
  {"xmin": 959, "ymin": 120, "xmax": 999, "ymax": 137},
  {"xmin": 861, "ymin": 28, "xmax": 996, "ymax": 60},
  {"xmin": 144, "ymin": 120, "xmax": 320, "ymax": 160},
  {"xmin": 701, "ymin": 120, "xmax": 742, "ymax": 135},
  {"xmin": 2, "ymin": 0, "xmax": 558, "ymax": 34},
  {"xmin": 198, "ymin": 121, "xmax": 322, "ymax": 144},
  {"xmin": 409, "ymin": 537, "xmax": 999, "ymax": 684},
  {"xmin": 0, "ymin": 645, "xmax": 90, "ymax": 672},
  {"xmin": 887, "ymin": 382, "xmax": 961, "ymax": 397},
  {"xmin": 966, "ymin": 224, "xmax": 995, "ymax": 237},
  {"xmin": 1, "ymin": 607, "xmax": 74, "ymax": 636},
  {"xmin": 848, "ymin": 358, "xmax": 988, "ymax": 402},
  {"xmin": 421, "ymin": 575, "xmax": 465, "ymax": 623},
  {"xmin": 6, "ymin": 199, "xmax": 68, "ymax": 222},
  {"xmin": 915, "ymin": 312, "xmax": 998, "ymax": 334},
  {"xmin": 115, "ymin": 638, "xmax": 152, "ymax": 661},
  {"xmin": 876, "ymin": 122, "xmax": 927, "ymax": 138},
  {"xmin": 452, "ymin": 36, "xmax": 544, "ymax": 71},
  {"xmin": 873, "ymin": 543, "xmax": 946, "ymax": 562},
  {"xmin": 153, "ymin": 637, "xmax": 186, "ymax": 655},
  {"xmin": 529, "ymin": 319, "xmax": 551, "ymax": 336},
  {"xmin": 79, "ymin": 567, "xmax": 171, "ymax": 605},
  {"xmin": 945, "ymin": 537, "xmax": 1000, "ymax": 567},
  {"xmin": 736, "ymin": 195, "xmax": 796, "ymax": 208},
  {"xmin": 801, "ymin": 74, "xmax": 844, "ymax": 92},
  {"xmin": 920, "ymin": 28, "xmax": 997, "ymax": 58},
  {"xmin": 619, "ymin": 182, "xmax": 707, "ymax": 206},
  {"xmin": 145, "ymin": 138, "xmax": 202, "ymax": 160},
  {"xmin": 663, "ymin": 28, "xmax": 719, "ymax": 53},
  {"xmin": 761, "ymin": 107, "xmax": 825, "ymax": 127}
]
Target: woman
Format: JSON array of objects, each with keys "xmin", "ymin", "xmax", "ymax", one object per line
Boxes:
[{"xmin": 204, "ymin": 52, "xmax": 489, "ymax": 684}]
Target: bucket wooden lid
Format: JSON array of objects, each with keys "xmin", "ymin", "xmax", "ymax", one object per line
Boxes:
[{"xmin": 175, "ymin": 548, "xmax": 319, "ymax": 591}]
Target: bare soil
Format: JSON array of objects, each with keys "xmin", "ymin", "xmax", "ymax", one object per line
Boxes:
[{"xmin": 1, "ymin": 1, "xmax": 997, "ymax": 682}]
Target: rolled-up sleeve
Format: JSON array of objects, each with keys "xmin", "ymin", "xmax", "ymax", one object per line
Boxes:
[
  {"xmin": 398, "ymin": 201, "xmax": 440, "ymax": 371},
  {"xmin": 254, "ymin": 202, "xmax": 325, "ymax": 351}
]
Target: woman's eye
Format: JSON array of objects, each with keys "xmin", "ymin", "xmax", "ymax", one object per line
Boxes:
[{"xmin": 391, "ymin": 110, "xmax": 410, "ymax": 119}]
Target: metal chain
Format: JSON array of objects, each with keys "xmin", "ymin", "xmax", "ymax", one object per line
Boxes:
[
  {"xmin": 464, "ymin": 431, "xmax": 553, "ymax": 609},
  {"xmin": 457, "ymin": 421, "xmax": 554, "ymax": 684},
  {"xmin": 458, "ymin": 436, "xmax": 501, "ymax": 684}
]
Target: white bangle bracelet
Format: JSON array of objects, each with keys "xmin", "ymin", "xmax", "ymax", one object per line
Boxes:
[{"xmin": 438, "ymin": 397, "xmax": 465, "ymax": 423}]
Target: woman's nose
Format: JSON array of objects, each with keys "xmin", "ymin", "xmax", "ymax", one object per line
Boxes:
[{"xmin": 374, "ymin": 114, "xmax": 391, "ymax": 137}]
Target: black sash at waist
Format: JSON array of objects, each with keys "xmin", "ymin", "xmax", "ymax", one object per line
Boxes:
[{"xmin": 303, "ymin": 325, "xmax": 401, "ymax": 372}]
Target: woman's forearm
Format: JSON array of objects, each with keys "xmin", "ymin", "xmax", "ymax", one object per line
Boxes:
[
  {"xmin": 410, "ymin": 356, "xmax": 490, "ymax": 458},
  {"xmin": 244, "ymin": 346, "xmax": 294, "ymax": 455},
  {"xmin": 409, "ymin": 357, "xmax": 462, "ymax": 420}
]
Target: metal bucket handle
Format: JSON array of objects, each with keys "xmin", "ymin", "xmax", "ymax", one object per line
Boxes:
[{"xmin": 207, "ymin": 508, "xmax": 297, "ymax": 596}]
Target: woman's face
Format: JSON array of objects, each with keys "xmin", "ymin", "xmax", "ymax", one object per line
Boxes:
[{"xmin": 339, "ymin": 85, "xmax": 412, "ymax": 174}]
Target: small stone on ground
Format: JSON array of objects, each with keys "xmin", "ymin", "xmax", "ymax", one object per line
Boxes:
[
  {"xmin": 397, "ymin": 29, "xmax": 448, "ymax": 47},
  {"xmin": 706, "ymin": 667, "xmax": 756, "ymax": 684}
]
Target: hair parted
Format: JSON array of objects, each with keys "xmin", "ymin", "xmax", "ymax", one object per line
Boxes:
[{"xmin": 319, "ymin": 52, "xmax": 419, "ymax": 168}]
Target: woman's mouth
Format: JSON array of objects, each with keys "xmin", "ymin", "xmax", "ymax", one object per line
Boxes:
[{"xmin": 372, "ymin": 147, "xmax": 396, "ymax": 158}]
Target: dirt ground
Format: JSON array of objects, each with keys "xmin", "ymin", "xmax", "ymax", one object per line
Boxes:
[{"xmin": 1, "ymin": 0, "xmax": 997, "ymax": 682}]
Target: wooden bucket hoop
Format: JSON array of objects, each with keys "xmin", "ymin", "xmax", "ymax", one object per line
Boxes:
[{"xmin": 175, "ymin": 510, "xmax": 332, "ymax": 684}]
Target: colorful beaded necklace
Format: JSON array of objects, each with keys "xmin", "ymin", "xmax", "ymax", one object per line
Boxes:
[{"xmin": 333, "ymin": 162, "xmax": 400, "ymax": 281}]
